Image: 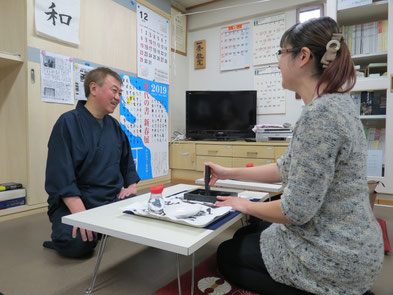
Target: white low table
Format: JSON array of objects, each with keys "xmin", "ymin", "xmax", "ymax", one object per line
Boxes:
[{"xmin": 62, "ymin": 184, "xmax": 245, "ymax": 294}]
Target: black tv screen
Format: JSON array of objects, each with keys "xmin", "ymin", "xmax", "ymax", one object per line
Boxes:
[{"xmin": 186, "ymin": 90, "xmax": 257, "ymax": 140}]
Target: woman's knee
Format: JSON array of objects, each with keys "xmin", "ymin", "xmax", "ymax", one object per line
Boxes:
[{"xmin": 217, "ymin": 239, "xmax": 236, "ymax": 272}]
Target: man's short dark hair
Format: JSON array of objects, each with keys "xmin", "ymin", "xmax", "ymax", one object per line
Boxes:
[{"xmin": 84, "ymin": 67, "xmax": 122, "ymax": 98}]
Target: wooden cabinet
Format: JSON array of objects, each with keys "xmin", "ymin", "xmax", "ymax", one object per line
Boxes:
[
  {"xmin": 169, "ymin": 142, "xmax": 196, "ymax": 170},
  {"xmin": 170, "ymin": 141, "xmax": 289, "ymax": 183},
  {"xmin": 196, "ymin": 144, "xmax": 233, "ymax": 157},
  {"xmin": 232, "ymin": 157, "xmax": 274, "ymax": 167},
  {"xmin": 233, "ymin": 145, "xmax": 275, "ymax": 159},
  {"xmin": 196, "ymin": 156, "xmax": 233, "ymax": 171}
]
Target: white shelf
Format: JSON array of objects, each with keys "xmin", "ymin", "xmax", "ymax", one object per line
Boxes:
[
  {"xmin": 352, "ymin": 77, "xmax": 388, "ymax": 91},
  {"xmin": 0, "ymin": 51, "xmax": 23, "ymax": 69},
  {"xmin": 0, "ymin": 203, "xmax": 46, "ymax": 217},
  {"xmin": 360, "ymin": 115, "xmax": 386, "ymax": 120},
  {"xmin": 352, "ymin": 52, "xmax": 387, "ymax": 65},
  {"xmin": 337, "ymin": 0, "xmax": 388, "ymax": 26}
]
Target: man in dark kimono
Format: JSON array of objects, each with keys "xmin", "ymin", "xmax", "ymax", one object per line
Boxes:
[{"xmin": 43, "ymin": 67, "xmax": 140, "ymax": 258}]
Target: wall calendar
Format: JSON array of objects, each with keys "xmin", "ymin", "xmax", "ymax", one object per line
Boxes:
[
  {"xmin": 137, "ymin": 3, "xmax": 170, "ymax": 85},
  {"xmin": 253, "ymin": 13, "xmax": 286, "ymax": 65},
  {"xmin": 254, "ymin": 65, "xmax": 286, "ymax": 114},
  {"xmin": 220, "ymin": 22, "xmax": 251, "ymax": 71}
]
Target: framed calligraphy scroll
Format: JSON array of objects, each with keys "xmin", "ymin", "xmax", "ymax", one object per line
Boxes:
[
  {"xmin": 194, "ymin": 40, "xmax": 206, "ymax": 69},
  {"xmin": 170, "ymin": 6, "xmax": 188, "ymax": 56}
]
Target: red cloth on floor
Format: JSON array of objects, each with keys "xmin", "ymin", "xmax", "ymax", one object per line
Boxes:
[{"xmin": 377, "ymin": 217, "xmax": 392, "ymax": 253}]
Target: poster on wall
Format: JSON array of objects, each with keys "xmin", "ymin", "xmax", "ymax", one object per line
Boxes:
[
  {"xmin": 120, "ymin": 75, "xmax": 169, "ymax": 180},
  {"xmin": 220, "ymin": 22, "xmax": 251, "ymax": 71},
  {"xmin": 253, "ymin": 13, "xmax": 286, "ymax": 66},
  {"xmin": 35, "ymin": 0, "xmax": 80, "ymax": 45},
  {"xmin": 40, "ymin": 50, "xmax": 74, "ymax": 104},
  {"xmin": 254, "ymin": 65, "xmax": 286, "ymax": 114},
  {"xmin": 74, "ymin": 63, "xmax": 94, "ymax": 101},
  {"xmin": 137, "ymin": 3, "xmax": 170, "ymax": 85}
]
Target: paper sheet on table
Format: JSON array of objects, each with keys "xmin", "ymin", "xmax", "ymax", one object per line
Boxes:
[{"xmin": 121, "ymin": 192, "xmax": 232, "ymax": 228}]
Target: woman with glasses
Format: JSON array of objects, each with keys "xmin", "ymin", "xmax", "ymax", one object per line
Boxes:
[{"xmin": 207, "ymin": 16, "xmax": 383, "ymax": 295}]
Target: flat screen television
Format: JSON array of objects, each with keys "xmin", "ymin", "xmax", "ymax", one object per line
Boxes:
[{"xmin": 186, "ymin": 90, "xmax": 257, "ymax": 140}]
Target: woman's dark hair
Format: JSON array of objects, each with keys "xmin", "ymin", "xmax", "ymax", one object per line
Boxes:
[
  {"xmin": 84, "ymin": 67, "xmax": 122, "ymax": 98},
  {"xmin": 280, "ymin": 16, "xmax": 356, "ymax": 96}
]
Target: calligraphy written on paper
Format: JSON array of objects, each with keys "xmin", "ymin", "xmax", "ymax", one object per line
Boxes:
[
  {"xmin": 45, "ymin": 2, "xmax": 72, "ymax": 26},
  {"xmin": 194, "ymin": 40, "xmax": 206, "ymax": 69}
]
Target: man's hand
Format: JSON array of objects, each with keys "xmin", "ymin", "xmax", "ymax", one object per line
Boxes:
[
  {"xmin": 72, "ymin": 226, "xmax": 95, "ymax": 242},
  {"xmin": 117, "ymin": 183, "xmax": 137, "ymax": 199},
  {"xmin": 63, "ymin": 196, "xmax": 96, "ymax": 242}
]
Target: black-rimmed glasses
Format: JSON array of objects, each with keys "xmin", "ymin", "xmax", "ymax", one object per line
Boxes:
[{"xmin": 275, "ymin": 48, "xmax": 296, "ymax": 61}]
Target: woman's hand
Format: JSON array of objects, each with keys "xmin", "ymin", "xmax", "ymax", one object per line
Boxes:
[
  {"xmin": 215, "ymin": 196, "xmax": 251, "ymax": 213},
  {"xmin": 205, "ymin": 162, "xmax": 231, "ymax": 186}
]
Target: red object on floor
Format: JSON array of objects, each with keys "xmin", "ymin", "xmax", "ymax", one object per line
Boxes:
[
  {"xmin": 155, "ymin": 253, "xmax": 258, "ymax": 295},
  {"xmin": 377, "ymin": 217, "xmax": 392, "ymax": 254}
]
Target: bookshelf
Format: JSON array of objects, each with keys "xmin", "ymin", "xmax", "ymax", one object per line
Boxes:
[
  {"xmin": 352, "ymin": 77, "xmax": 388, "ymax": 92},
  {"xmin": 329, "ymin": 0, "xmax": 393, "ymax": 192},
  {"xmin": 0, "ymin": 52, "xmax": 23, "ymax": 69},
  {"xmin": 336, "ymin": 0, "xmax": 388, "ymax": 26},
  {"xmin": 360, "ymin": 115, "xmax": 386, "ymax": 120},
  {"xmin": 0, "ymin": 0, "xmax": 29, "ymax": 218}
]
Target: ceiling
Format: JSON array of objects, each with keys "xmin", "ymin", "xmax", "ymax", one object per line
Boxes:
[{"xmin": 171, "ymin": 0, "xmax": 223, "ymax": 11}]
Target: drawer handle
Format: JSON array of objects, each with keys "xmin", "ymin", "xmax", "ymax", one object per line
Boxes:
[
  {"xmin": 181, "ymin": 152, "xmax": 190, "ymax": 156},
  {"xmin": 208, "ymin": 150, "xmax": 218, "ymax": 154},
  {"xmin": 247, "ymin": 152, "xmax": 258, "ymax": 156}
]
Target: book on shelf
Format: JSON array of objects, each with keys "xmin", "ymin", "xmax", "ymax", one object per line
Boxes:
[
  {"xmin": 341, "ymin": 19, "xmax": 388, "ymax": 55},
  {"xmin": 360, "ymin": 91, "xmax": 373, "ymax": 115},
  {"xmin": 0, "ymin": 188, "xmax": 26, "ymax": 202},
  {"xmin": 351, "ymin": 92, "xmax": 361, "ymax": 115},
  {"xmin": 0, "ymin": 197, "xmax": 26, "ymax": 210},
  {"xmin": 364, "ymin": 127, "xmax": 385, "ymax": 153},
  {"xmin": 364, "ymin": 127, "xmax": 385, "ymax": 176},
  {"xmin": 360, "ymin": 91, "xmax": 386, "ymax": 115},
  {"xmin": 0, "ymin": 182, "xmax": 23, "ymax": 191},
  {"xmin": 367, "ymin": 62, "xmax": 387, "ymax": 77}
]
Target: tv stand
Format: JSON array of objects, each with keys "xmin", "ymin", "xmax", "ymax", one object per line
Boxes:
[
  {"xmin": 170, "ymin": 140, "xmax": 289, "ymax": 183},
  {"xmin": 213, "ymin": 138, "xmax": 236, "ymax": 141}
]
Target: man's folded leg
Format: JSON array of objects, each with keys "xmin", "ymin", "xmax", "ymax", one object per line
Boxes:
[{"xmin": 43, "ymin": 204, "xmax": 98, "ymax": 259}]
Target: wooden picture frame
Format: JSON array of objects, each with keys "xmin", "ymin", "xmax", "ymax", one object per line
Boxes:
[
  {"xmin": 194, "ymin": 40, "xmax": 206, "ymax": 69},
  {"xmin": 170, "ymin": 6, "xmax": 188, "ymax": 56}
]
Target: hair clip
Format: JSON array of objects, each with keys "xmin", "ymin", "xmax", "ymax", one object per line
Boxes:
[{"xmin": 321, "ymin": 33, "xmax": 343, "ymax": 68}]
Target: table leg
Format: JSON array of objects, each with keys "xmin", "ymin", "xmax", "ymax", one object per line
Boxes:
[
  {"xmin": 85, "ymin": 234, "xmax": 109, "ymax": 294},
  {"xmin": 176, "ymin": 254, "xmax": 182, "ymax": 295},
  {"xmin": 176, "ymin": 253, "xmax": 196, "ymax": 295},
  {"xmin": 191, "ymin": 252, "xmax": 195, "ymax": 295}
]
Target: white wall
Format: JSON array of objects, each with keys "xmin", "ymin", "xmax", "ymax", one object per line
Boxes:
[{"xmin": 170, "ymin": 0, "xmax": 325, "ymax": 134}]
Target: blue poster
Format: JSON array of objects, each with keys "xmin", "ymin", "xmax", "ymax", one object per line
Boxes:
[{"xmin": 120, "ymin": 75, "xmax": 169, "ymax": 180}]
